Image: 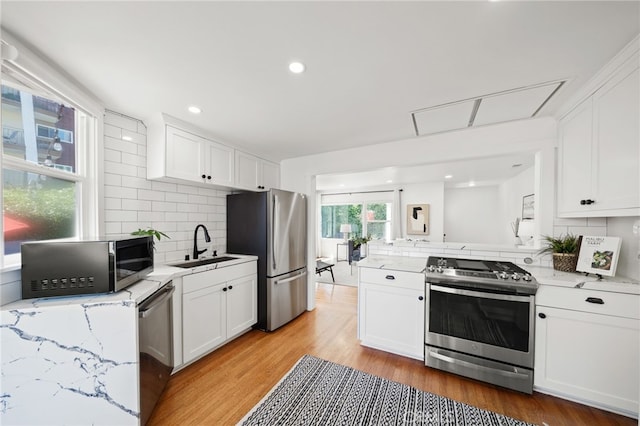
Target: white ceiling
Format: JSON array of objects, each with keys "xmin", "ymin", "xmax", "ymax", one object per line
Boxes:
[{"xmin": 2, "ymin": 1, "xmax": 639, "ymax": 189}]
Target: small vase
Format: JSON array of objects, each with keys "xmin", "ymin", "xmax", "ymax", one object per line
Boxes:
[{"xmin": 552, "ymin": 253, "xmax": 578, "ymax": 272}]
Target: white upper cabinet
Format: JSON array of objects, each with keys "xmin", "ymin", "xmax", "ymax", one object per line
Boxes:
[
  {"xmin": 235, "ymin": 150, "xmax": 280, "ymax": 191},
  {"xmin": 166, "ymin": 126, "xmax": 234, "ymax": 187},
  {"xmin": 557, "ymin": 51, "xmax": 639, "ymax": 217}
]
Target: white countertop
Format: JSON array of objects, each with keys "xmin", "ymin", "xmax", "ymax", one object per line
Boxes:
[
  {"xmin": 357, "ymin": 255, "xmax": 427, "ymax": 273},
  {"xmin": 1, "ymin": 254, "xmax": 258, "ymax": 310},
  {"xmin": 524, "ymin": 265, "xmax": 640, "ymax": 295},
  {"xmin": 357, "ymin": 254, "xmax": 639, "ymax": 295}
]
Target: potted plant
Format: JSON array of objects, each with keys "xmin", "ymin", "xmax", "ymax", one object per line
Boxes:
[
  {"xmin": 131, "ymin": 228, "xmax": 170, "ymax": 250},
  {"xmin": 349, "ymin": 234, "xmax": 372, "ymax": 262},
  {"xmin": 538, "ymin": 234, "xmax": 580, "ymax": 272}
]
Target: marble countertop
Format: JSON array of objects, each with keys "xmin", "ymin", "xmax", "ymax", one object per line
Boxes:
[
  {"xmin": 357, "ymin": 255, "xmax": 428, "ymax": 273},
  {"xmin": 1, "ymin": 254, "xmax": 258, "ymax": 311},
  {"xmin": 523, "ymin": 265, "xmax": 639, "ymax": 295},
  {"xmin": 357, "ymin": 254, "xmax": 638, "ymax": 295}
]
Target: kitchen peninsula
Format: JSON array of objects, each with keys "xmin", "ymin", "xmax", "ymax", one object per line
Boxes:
[{"xmin": 0, "ymin": 255, "xmax": 257, "ymax": 425}]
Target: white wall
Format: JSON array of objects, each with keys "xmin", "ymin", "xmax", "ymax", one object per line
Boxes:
[
  {"xmin": 444, "ymin": 186, "xmax": 501, "ymax": 244},
  {"xmin": 498, "ymin": 165, "xmax": 536, "ymax": 243},
  {"xmin": 102, "ymin": 111, "xmax": 230, "ymax": 264}
]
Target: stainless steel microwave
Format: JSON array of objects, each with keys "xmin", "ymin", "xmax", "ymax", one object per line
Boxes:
[{"xmin": 21, "ymin": 236, "xmax": 154, "ymax": 299}]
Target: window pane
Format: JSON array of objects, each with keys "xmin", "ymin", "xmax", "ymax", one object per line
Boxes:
[
  {"xmin": 2, "ymin": 84, "xmax": 76, "ymax": 172},
  {"xmin": 321, "ymin": 204, "xmax": 362, "ymax": 238},
  {"xmin": 366, "ymin": 203, "xmax": 389, "ymax": 221},
  {"xmin": 366, "ymin": 222, "xmax": 388, "ymax": 240},
  {"xmin": 3, "ymin": 168, "xmax": 77, "ymax": 255}
]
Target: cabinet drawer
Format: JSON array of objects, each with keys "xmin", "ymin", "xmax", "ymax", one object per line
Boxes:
[
  {"xmin": 359, "ymin": 268, "xmax": 424, "ymax": 290},
  {"xmin": 536, "ymin": 285, "xmax": 639, "ymax": 320},
  {"xmin": 183, "ymin": 261, "xmax": 256, "ymax": 294}
]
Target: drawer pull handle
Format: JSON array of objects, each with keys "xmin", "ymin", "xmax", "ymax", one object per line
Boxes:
[
  {"xmin": 538, "ymin": 312, "xmax": 546, "ymax": 319},
  {"xmin": 418, "ymin": 296, "xmax": 424, "ymax": 301},
  {"xmin": 385, "ymin": 275, "xmax": 395, "ymax": 280},
  {"xmin": 585, "ymin": 297, "xmax": 604, "ymax": 305}
]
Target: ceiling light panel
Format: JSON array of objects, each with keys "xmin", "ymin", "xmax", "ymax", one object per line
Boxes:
[
  {"xmin": 412, "ymin": 99, "xmax": 476, "ymax": 136},
  {"xmin": 473, "ymin": 81, "xmax": 564, "ymax": 126}
]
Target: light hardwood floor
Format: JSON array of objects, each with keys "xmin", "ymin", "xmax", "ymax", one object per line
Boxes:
[{"xmin": 148, "ymin": 283, "xmax": 635, "ymax": 425}]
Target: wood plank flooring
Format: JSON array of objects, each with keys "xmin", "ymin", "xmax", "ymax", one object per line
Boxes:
[{"xmin": 148, "ymin": 283, "xmax": 635, "ymax": 425}]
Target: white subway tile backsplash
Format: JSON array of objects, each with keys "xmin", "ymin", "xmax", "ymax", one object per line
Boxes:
[
  {"xmin": 122, "ymin": 199, "xmax": 152, "ymax": 211},
  {"xmin": 104, "ymin": 185, "xmax": 137, "ymax": 199},
  {"xmin": 104, "ymin": 112, "xmax": 139, "ymax": 132},
  {"xmin": 104, "ymin": 136, "xmax": 138, "ymax": 154},
  {"xmin": 138, "ymin": 189, "xmax": 165, "ymax": 201},
  {"xmin": 102, "ymin": 111, "xmax": 234, "ymax": 262},
  {"xmin": 104, "ymin": 148, "xmax": 122, "ymax": 163},
  {"xmin": 121, "ymin": 152, "xmax": 145, "ymax": 167},
  {"xmin": 121, "ymin": 176, "xmax": 152, "ymax": 190},
  {"xmin": 151, "ymin": 201, "xmax": 178, "ymax": 212},
  {"xmin": 104, "ymin": 160, "xmax": 138, "ymax": 177},
  {"xmin": 105, "ymin": 209, "xmax": 138, "ymax": 222}
]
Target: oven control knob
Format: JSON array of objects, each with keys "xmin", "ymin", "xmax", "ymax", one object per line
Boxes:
[
  {"xmin": 436, "ymin": 266, "xmax": 443, "ymax": 273},
  {"xmin": 499, "ymin": 272, "xmax": 509, "ymax": 280},
  {"xmin": 428, "ymin": 265, "xmax": 436, "ymax": 273},
  {"xmin": 522, "ymin": 274, "xmax": 532, "ymax": 282},
  {"xmin": 511, "ymin": 273, "xmax": 521, "ymax": 281}
]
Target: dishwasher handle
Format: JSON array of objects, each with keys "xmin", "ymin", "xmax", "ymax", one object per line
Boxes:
[{"xmin": 139, "ymin": 283, "xmax": 175, "ymax": 319}]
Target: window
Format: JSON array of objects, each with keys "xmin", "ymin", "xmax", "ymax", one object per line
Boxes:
[
  {"xmin": 320, "ymin": 199, "xmax": 393, "ymax": 242},
  {"xmin": 364, "ymin": 202, "xmax": 391, "ymax": 240},
  {"xmin": 1, "ymin": 54, "xmax": 100, "ymax": 267}
]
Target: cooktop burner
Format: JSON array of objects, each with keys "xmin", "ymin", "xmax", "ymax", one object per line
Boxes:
[{"xmin": 426, "ymin": 256, "xmax": 538, "ymax": 295}]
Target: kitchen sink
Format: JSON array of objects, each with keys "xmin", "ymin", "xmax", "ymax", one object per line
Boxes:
[{"xmin": 172, "ymin": 256, "xmax": 238, "ymax": 268}]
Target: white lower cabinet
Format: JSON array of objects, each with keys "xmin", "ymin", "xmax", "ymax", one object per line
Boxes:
[
  {"xmin": 534, "ymin": 285, "xmax": 639, "ymax": 417},
  {"xmin": 181, "ymin": 262, "xmax": 257, "ymax": 365},
  {"xmin": 358, "ymin": 268, "xmax": 425, "ymax": 360}
]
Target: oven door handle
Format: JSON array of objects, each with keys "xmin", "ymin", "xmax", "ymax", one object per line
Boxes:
[
  {"xmin": 429, "ymin": 284, "xmax": 532, "ymax": 302},
  {"xmin": 428, "ymin": 349, "xmax": 530, "ymax": 380}
]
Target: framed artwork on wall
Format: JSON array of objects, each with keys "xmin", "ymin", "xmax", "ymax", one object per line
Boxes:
[
  {"xmin": 522, "ymin": 194, "xmax": 534, "ymax": 220},
  {"xmin": 407, "ymin": 204, "xmax": 429, "ymax": 235}
]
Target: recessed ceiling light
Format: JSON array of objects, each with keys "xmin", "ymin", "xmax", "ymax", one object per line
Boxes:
[
  {"xmin": 469, "ymin": 181, "xmax": 476, "ymax": 187},
  {"xmin": 122, "ymin": 135, "xmax": 133, "ymax": 141},
  {"xmin": 444, "ymin": 175, "xmax": 453, "ymax": 179},
  {"xmin": 386, "ymin": 180, "xmax": 393, "ymax": 183},
  {"xmin": 289, "ymin": 61, "xmax": 305, "ymax": 74},
  {"xmin": 188, "ymin": 105, "xmax": 202, "ymax": 114}
]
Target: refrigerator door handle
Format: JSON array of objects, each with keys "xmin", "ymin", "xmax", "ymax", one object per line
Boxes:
[
  {"xmin": 275, "ymin": 270, "xmax": 307, "ymax": 285},
  {"xmin": 272, "ymin": 194, "xmax": 278, "ymax": 270}
]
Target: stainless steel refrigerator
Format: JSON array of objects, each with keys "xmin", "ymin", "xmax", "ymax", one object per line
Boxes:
[{"xmin": 227, "ymin": 189, "xmax": 307, "ymax": 331}]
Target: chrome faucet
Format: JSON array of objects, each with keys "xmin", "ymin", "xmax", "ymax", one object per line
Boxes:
[{"xmin": 193, "ymin": 224, "xmax": 211, "ymax": 260}]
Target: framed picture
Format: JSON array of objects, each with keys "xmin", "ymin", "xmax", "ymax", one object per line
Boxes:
[
  {"xmin": 576, "ymin": 236, "xmax": 621, "ymax": 277},
  {"xmin": 522, "ymin": 194, "xmax": 534, "ymax": 220},
  {"xmin": 407, "ymin": 204, "xmax": 429, "ymax": 235}
]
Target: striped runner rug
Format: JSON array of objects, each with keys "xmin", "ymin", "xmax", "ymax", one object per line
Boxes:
[{"xmin": 239, "ymin": 355, "xmax": 535, "ymax": 425}]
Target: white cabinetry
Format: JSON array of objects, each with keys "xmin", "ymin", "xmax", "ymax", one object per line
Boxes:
[
  {"xmin": 235, "ymin": 151, "xmax": 280, "ymax": 191},
  {"xmin": 534, "ymin": 285, "xmax": 639, "ymax": 417},
  {"xmin": 147, "ymin": 113, "xmax": 234, "ymax": 187},
  {"xmin": 358, "ymin": 268, "xmax": 425, "ymax": 360},
  {"xmin": 181, "ymin": 262, "xmax": 257, "ymax": 365},
  {"xmin": 557, "ymin": 54, "xmax": 639, "ymax": 217}
]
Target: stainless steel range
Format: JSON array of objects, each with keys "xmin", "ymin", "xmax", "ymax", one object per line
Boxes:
[{"xmin": 425, "ymin": 256, "xmax": 537, "ymax": 394}]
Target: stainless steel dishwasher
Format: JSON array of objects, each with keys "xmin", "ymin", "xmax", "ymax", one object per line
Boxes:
[{"xmin": 138, "ymin": 281, "xmax": 175, "ymax": 425}]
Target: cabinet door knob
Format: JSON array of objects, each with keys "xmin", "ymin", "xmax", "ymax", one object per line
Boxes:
[
  {"xmin": 223, "ymin": 287, "xmax": 228, "ymax": 292},
  {"xmin": 418, "ymin": 295, "xmax": 424, "ymax": 301},
  {"xmin": 538, "ymin": 312, "xmax": 546, "ymax": 319},
  {"xmin": 385, "ymin": 275, "xmax": 395, "ymax": 280},
  {"xmin": 586, "ymin": 199, "xmax": 594, "ymax": 205},
  {"xmin": 207, "ymin": 175, "xmax": 212, "ymax": 180},
  {"xmin": 201, "ymin": 174, "xmax": 206, "ymax": 179},
  {"xmin": 586, "ymin": 297, "xmax": 604, "ymax": 304},
  {"xmin": 228, "ymin": 285, "xmax": 233, "ymax": 290}
]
